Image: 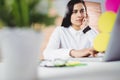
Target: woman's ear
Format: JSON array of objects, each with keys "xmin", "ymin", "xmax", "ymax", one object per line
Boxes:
[
  {"xmin": 83, "ymin": 13, "xmax": 88, "ymax": 19},
  {"xmin": 86, "ymin": 13, "xmax": 88, "ymax": 18},
  {"xmin": 86, "ymin": 13, "xmax": 89, "ymax": 23}
]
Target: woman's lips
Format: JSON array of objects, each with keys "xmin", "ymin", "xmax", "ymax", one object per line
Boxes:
[
  {"xmin": 76, "ymin": 18, "xmax": 83, "ymax": 21},
  {"xmin": 76, "ymin": 19, "xmax": 82, "ymax": 22}
]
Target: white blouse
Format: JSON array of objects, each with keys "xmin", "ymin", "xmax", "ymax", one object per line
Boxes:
[{"xmin": 43, "ymin": 26, "xmax": 99, "ymax": 60}]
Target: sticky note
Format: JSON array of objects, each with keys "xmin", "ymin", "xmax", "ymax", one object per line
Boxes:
[
  {"xmin": 105, "ymin": 0, "xmax": 120, "ymax": 13},
  {"xmin": 93, "ymin": 33, "xmax": 110, "ymax": 52},
  {"xmin": 98, "ymin": 11, "xmax": 116, "ymax": 33}
]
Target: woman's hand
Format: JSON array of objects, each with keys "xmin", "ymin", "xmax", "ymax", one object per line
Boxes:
[
  {"xmin": 81, "ymin": 14, "xmax": 89, "ymax": 28},
  {"xmin": 69, "ymin": 48, "xmax": 99, "ymax": 58}
]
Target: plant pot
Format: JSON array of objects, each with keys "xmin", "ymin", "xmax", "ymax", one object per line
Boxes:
[{"xmin": 0, "ymin": 27, "xmax": 42, "ymax": 80}]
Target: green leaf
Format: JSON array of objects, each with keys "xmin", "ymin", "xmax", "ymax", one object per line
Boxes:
[{"xmin": 20, "ymin": 0, "xmax": 29, "ymax": 26}]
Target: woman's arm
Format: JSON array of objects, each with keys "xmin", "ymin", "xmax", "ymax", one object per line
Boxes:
[
  {"xmin": 43, "ymin": 27, "xmax": 72, "ymax": 60},
  {"xmin": 69, "ymin": 27, "xmax": 99, "ymax": 58},
  {"xmin": 69, "ymin": 48, "xmax": 98, "ymax": 58}
]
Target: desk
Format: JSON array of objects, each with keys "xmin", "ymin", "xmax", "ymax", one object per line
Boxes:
[
  {"xmin": 0, "ymin": 61, "xmax": 120, "ymax": 80},
  {"xmin": 38, "ymin": 61, "xmax": 120, "ymax": 80}
]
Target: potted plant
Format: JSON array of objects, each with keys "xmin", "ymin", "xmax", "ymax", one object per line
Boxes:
[
  {"xmin": 0, "ymin": 0, "xmax": 56, "ymax": 80},
  {"xmin": 0, "ymin": 0, "xmax": 56, "ymax": 28}
]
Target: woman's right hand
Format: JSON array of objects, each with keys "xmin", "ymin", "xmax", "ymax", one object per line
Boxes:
[
  {"xmin": 80, "ymin": 13, "xmax": 89, "ymax": 29},
  {"xmin": 70, "ymin": 48, "xmax": 98, "ymax": 58}
]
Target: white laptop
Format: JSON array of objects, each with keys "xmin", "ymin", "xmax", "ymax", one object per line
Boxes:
[{"xmin": 103, "ymin": 8, "xmax": 120, "ymax": 62}]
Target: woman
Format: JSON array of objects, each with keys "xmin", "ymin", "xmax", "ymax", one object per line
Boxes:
[{"xmin": 43, "ymin": 0, "xmax": 99, "ymax": 60}]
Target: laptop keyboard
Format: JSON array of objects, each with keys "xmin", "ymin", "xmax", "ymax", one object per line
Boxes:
[{"xmin": 68, "ymin": 57, "xmax": 103, "ymax": 62}]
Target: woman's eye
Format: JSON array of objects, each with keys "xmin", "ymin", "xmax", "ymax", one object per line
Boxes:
[
  {"xmin": 80, "ymin": 9, "xmax": 85, "ymax": 13},
  {"xmin": 72, "ymin": 10, "xmax": 77, "ymax": 13},
  {"xmin": 72, "ymin": 9, "xmax": 85, "ymax": 14}
]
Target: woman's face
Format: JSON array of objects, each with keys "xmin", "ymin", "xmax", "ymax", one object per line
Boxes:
[{"xmin": 71, "ymin": 3, "xmax": 86, "ymax": 27}]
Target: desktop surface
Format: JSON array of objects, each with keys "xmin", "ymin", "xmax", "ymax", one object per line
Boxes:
[
  {"xmin": 0, "ymin": 61, "xmax": 120, "ymax": 80},
  {"xmin": 38, "ymin": 61, "xmax": 120, "ymax": 80}
]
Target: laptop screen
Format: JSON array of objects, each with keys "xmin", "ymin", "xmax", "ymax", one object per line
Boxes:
[{"xmin": 103, "ymin": 8, "xmax": 120, "ymax": 62}]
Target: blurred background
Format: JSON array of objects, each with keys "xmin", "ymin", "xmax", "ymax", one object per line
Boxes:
[{"xmin": 0, "ymin": 0, "xmax": 104, "ymax": 60}]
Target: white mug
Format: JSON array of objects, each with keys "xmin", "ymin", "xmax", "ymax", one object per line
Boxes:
[{"xmin": 0, "ymin": 28, "xmax": 42, "ymax": 80}]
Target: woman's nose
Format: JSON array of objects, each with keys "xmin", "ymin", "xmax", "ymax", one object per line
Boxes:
[{"xmin": 77, "ymin": 11, "xmax": 82, "ymax": 17}]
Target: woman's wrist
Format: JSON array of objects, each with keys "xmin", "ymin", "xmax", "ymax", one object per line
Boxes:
[{"xmin": 69, "ymin": 49, "xmax": 75, "ymax": 58}]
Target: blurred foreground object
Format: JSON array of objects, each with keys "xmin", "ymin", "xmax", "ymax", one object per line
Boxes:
[
  {"xmin": 105, "ymin": 0, "xmax": 120, "ymax": 13},
  {"xmin": 0, "ymin": 0, "xmax": 56, "ymax": 28},
  {"xmin": 98, "ymin": 11, "xmax": 116, "ymax": 33},
  {"xmin": 93, "ymin": 33, "xmax": 110, "ymax": 52}
]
